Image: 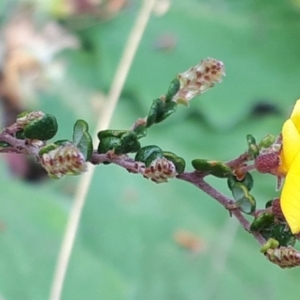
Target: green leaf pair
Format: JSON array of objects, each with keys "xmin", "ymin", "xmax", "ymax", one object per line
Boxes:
[
  {"xmin": 97, "ymin": 130, "xmax": 140, "ymax": 155},
  {"xmin": 191, "ymin": 159, "xmax": 232, "ymax": 178},
  {"xmin": 146, "ymin": 98, "xmax": 177, "ymax": 127}
]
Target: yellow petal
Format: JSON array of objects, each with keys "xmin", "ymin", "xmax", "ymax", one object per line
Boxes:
[
  {"xmin": 281, "ymin": 119, "xmax": 300, "ymax": 170},
  {"xmin": 277, "ymin": 150, "xmax": 288, "ymax": 175},
  {"xmin": 290, "ymin": 99, "xmax": 300, "ymax": 133},
  {"xmin": 281, "ymin": 150, "xmax": 300, "ymax": 233}
]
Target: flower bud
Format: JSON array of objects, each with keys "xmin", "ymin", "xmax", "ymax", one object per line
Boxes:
[
  {"xmin": 264, "ymin": 246, "xmax": 300, "ymax": 268},
  {"xmin": 254, "ymin": 152, "xmax": 280, "ymax": 174},
  {"xmin": 40, "ymin": 143, "xmax": 87, "ymax": 179},
  {"xmin": 142, "ymin": 157, "xmax": 177, "ymax": 183},
  {"xmin": 172, "ymin": 58, "xmax": 225, "ymax": 106}
]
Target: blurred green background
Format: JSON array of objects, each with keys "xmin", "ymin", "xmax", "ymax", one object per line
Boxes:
[{"xmin": 1, "ymin": 0, "xmax": 300, "ymax": 299}]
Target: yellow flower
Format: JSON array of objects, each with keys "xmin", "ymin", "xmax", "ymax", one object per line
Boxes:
[{"xmin": 279, "ymin": 99, "xmax": 300, "ymax": 233}]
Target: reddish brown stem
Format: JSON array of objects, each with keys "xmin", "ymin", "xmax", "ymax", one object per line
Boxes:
[
  {"xmin": 177, "ymin": 171, "xmax": 266, "ymax": 245},
  {"xmin": 0, "ymin": 130, "xmax": 272, "ymax": 246}
]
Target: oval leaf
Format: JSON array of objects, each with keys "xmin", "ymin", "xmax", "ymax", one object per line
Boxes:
[
  {"xmin": 24, "ymin": 113, "xmax": 58, "ymax": 141},
  {"xmin": 73, "ymin": 119, "xmax": 93, "ymax": 160}
]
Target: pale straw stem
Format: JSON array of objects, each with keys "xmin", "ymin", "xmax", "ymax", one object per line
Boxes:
[{"xmin": 49, "ymin": 1, "xmax": 158, "ymax": 299}]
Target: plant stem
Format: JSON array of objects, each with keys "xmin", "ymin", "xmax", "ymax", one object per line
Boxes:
[
  {"xmin": 177, "ymin": 172, "xmax": 266, "ymax": 245},
  {"xmin": 225, "ymin": 152, "xmax": 249, "ymax": 169},
  {"xmin": 0, "ymin": 132, "xmax": 40, "ymax": 156}
]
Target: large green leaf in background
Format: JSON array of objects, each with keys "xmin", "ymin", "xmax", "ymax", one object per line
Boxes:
[{"xmin": 1, "ymin": 0, "xmax": 300, "ymax": 299}]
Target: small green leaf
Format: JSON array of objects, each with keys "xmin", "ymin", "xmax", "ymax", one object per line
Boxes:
[
  {"xmin": 147, "ymin": 98, "xmax": 164, "ymax": 127},
  {"xmin": 73, "ymin": 119, "xmax": 93, "ymax": 161},
  {"xmin": 98, "ymin": 128, "xmax": 141, "ymax": 155},
  {"xmin": 235, "ymin": 196, "xmax": 256, "ymax": 214},
  {"xmin": 191, "ymin": 159, "xmax": 232, "ymax": 178},
  {"xmin": 24, "ymin": 113, "xmax": 58, "ymax": 140},
  {"xmin": 231, "ymin": 183, "xmax": 256, "ymax": 214},
  {"xmin": 15, "ymin": 130, "xmax": 26, "ymax": 140},
  {"xmin": 97, "ymin": 131, "xmax": 140, "ymax": 156},
  {"xmin": 259, "ymin": 134, "xmax": 276, "ymax": 149},
  {"xmin": 235, "ymin": 195, "xmax": 256, "ymax": 214},
  {"xmin": 134, "ymin": 124, "xmax": 147, "ymax": 139},
  {"xmin": 165, "ymin": 78, "xmax": 180, "ymax": 102},
  {"xmin": 146, "ymin": 98, "xmax": 177, "ymax": 127},
  {"xmin": 231, "ymin": 182, "xmax": 247, "ymax": 200},
  {"xmin": 115, "ymin": 131, "xmax": 140, "ymax": 154},
  {"xmin": 135, "ymin": 145, "xmax": 163, "ymax": 167},
  {"xmin": 260, "ymin": 238, "xmax": 280, "ymax": 253},
  {"xmin": 227, "ymin": 172, "xmax": 254, "ymax": 191},
  {"xmin": 250, "ymin": 212, "xmax": 275, "ymax": 232},
  {"xmin": 191, "ymin": 159, "xmax": 215, "ymax": 172},
  {"xmin": 97, "ymin": 137, "xmax": 122, "ymax": 154},
  {"xmin": 265, "ymin": 199, "xmax": 274, "ymax": 208},
  {"xmin": 246, "ymin": 134, "xmax": 259, "ymax": 158},
  {"xmin": 39, "ymin": 143, "xmax": 59, "ymax": 156},
  {"xmin": 54, "ymin": 139, "xmax": 71, "ymax": 146},
  {"xmin": 155, "ymin": 101, "xmax": 177, "ymax": 123},
  {"xmin": 163, "ymin": 151, "xmax": 186, "ymax": 174},
  {"xmin": 97, "ymin": 129, "xmax": 128, "ymax": 140}
]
